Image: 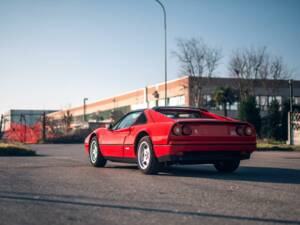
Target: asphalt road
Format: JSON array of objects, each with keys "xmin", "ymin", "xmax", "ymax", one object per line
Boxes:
[{"xmin": 0, "ymin": 144, "xmax": 300, "ymax": 225}]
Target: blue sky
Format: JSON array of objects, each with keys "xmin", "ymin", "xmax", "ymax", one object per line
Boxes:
[{"xmin": 0, "ymin": 0, "xmax": 299, "ymax": 114}]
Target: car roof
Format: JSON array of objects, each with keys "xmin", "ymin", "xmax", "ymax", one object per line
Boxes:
[{"xmin": 152, "ymin": 106, "xmax": 208, "ymax": 112}]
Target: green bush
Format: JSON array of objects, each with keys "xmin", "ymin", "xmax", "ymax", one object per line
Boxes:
[
  {"xmin": 261, "ymin": 99, "xmax": 282, "ymax": 140},
  {"xmin": 239, "ymin": 96, "xmax": 261, "ymax": 135},
  {"xmin": 43, "ymin": 129, "xmax": 91, "ymax": 144}
]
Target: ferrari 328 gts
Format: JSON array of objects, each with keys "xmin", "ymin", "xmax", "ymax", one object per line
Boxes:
[{"xmin": 84, "ymin": 107, "xmax": 256, "ymax": 174}]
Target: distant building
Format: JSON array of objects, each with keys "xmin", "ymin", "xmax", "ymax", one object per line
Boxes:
[
  {"xmin": 47, "ymin": 76, "xmax": 300, "ymax": 123},
  {"xmin": 2, "ymin": 109, "xmax": 57, "ymax": 131}
]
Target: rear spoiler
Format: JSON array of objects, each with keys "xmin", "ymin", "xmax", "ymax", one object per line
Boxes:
[
  {"xmin": 152, "ymin": 106, "xmax": 208, "ymax": 112},
  {"xmin": 173, "ymin": 119, "xmax": 249, "ymax": 126}
]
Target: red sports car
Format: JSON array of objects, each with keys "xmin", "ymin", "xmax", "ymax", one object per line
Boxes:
[{"xmin": 84, "ymin": 107, "xmax": 256, "ymax": 174}]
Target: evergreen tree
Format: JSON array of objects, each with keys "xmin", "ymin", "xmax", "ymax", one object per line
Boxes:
[
  {"xmin": 239, "ymin": 96, "xmax": 261, "ymax": 136},
  {"xmin": 266, "ymin": 99, "xmax": 281, "ymax": 140},
  {"xmin": 213, "ymin": 86, "xmax": 238, "ymax": 116}
]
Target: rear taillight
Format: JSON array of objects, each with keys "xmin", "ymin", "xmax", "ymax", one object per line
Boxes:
[
  {"xmin": 236, "ymin": 126, "xmax": 244, "ymax": 136},
  {"xmin": 172, "ymin": 124, "xmax": 192, "ymax": 136},
  {"xmin": 244, "ymin": 126, "xmax": 253, "ymax": 136},
  {"xmin": 236, "ymin": 125, "xmax": 253, "ymax": 136},
  {"xmin": 182, "ymin": 125, "xmax": 192, "ymax": 135},
  {"xmin": 172, "ymin": 124, "xmax": 182, "ymax": 136}
]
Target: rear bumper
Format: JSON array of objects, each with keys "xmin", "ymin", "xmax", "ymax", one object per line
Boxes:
[
  {"xmin": 154, "ymin": 143, "xmax": 255, "ymax": 164},
  {"xmin": 158, "ymin": 151, "xmax": 251, "ymax": 164}
]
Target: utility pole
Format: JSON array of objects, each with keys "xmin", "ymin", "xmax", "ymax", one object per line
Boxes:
[
  {"xmin": 289, "ymin": 79, "xmax": 293, "ymax": 113},
  {"xmin": 155, "ymin": 0, "xmax": 168, "ymax": 106}
]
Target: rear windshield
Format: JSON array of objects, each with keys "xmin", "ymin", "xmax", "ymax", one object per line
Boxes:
[{"xmin": 158, "ymin": 110, "xmax": 201, "ymax": 119}]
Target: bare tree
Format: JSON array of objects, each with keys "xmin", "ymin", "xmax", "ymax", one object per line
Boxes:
[
  {"xmin": 229, "ymin": 46, "xmax": 292, "ymax": 100},
  {"xmin": 62, "ymin": 110, "xmax": 73, "ymax": 133},
  {"xmin": 173, "ymin": 38, "xmax": 222, "ymax": 107},
  {"xmin": 44, "ymin": 116, "xmax": 63, "ymax": 137}
]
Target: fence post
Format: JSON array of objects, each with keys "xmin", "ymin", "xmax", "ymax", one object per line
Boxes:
[{"xmin": 288, "ymin": 112, "xmax": 294, "ymax": 145}]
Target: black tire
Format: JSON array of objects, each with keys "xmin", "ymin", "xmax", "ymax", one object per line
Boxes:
[
  {"xmin": 89, "ymin": 136, "xmax": 107, "ymax": 167},
  {"xmin": 214, "ymin": 160, "xmax": 240, "ymax": 173},
  {"xmin": 137, "ymin": 136, "xmax": 160, "ymax": 175}
]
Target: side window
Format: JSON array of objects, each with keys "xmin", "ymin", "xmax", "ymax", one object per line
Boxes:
[
  {"xmin": 134, "ymin": 113, "xmax": 147, "ymax": 125},
  {"xmin": 114, "ymin": 112, "xmax": 142, "ymax": 130}
]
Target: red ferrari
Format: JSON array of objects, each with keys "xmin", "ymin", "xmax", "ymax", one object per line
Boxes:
[{"xmin": 84, "ymin": 107, "xmax": 256, "ymax": 174}]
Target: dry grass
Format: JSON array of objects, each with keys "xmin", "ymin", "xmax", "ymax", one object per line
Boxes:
[
  {"xmin": 257, "ymin": 140, "xmax": 300, "ymax": 151},
  {"xmin": 0, "ymin": 142, "xmax": 36, "ymax": 156}
]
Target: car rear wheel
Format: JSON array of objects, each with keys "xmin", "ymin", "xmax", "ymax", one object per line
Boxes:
[
  {"xmin": 214, "ymin": 160, "xmax": 240, "ymax": 173},
  {"xmin": 137, "ymin": 136, "xmax": 160, "ymax": 175},
  {"xmin": 89, "ymin": 136, "xmax": 107, "ymax": 167}
]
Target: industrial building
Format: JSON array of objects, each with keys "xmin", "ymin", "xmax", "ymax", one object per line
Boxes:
[{"xmin": 47, "ymin": 76, "xmax": 300, "ymax": 124}]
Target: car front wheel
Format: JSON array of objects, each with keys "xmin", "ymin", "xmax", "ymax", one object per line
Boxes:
[
  {"xmin": 214, "ymin": 160, "xmax": 240, "ymax": 173},
  {"xmin": 137, "ymin": 136, "xmax": 160, "ymax": 175},
  {"xmin": 89, "ymin": 136, "xmax": 107, "ymax": 167}
]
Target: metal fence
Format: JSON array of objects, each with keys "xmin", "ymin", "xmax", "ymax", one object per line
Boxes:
[
  {"xmin": 288, "ymin": 112, "xmax": 300, "ymax": 145},
  {"xmin": 0, "ymin": 111, "xmax": 108, "ymax": 144},
  {"xmin": 0, "ymin": 112, "xmax": 46, "ymax": 144}
]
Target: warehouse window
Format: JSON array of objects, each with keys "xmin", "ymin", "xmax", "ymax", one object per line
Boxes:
[
  {"xmin": 169, "ymin": 95, "xmax": 185, "ymax": 106},
  {"xmin": 256, "ymin": 95, "xmax": 283, "ymax": 111},
  {"xmin": 294, "ymin": 97, "xmax": 300, "ymax": 105},
  {"xmin": 229, "ymin": 102, "xmax": 238, "ymax": 110},
  {"xmin": 203, "ymin": 94, "xmax": 212, "ymax": 108},
  {"xmin": 158, "ymin": 99, "xmax": 166, "ymax": 106},
  {"xmin": 149, "ymin": 100, "xmax": 157, "ymax": 108},
  {"xmin": 131, "ymin": 103, "xmax": 147, "ymax": 110},
  {"xmin": 269, "ymin": 96, "xmax": 282, "ymax": 105}
]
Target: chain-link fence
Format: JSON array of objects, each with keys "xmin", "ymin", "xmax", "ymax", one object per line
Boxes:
[{"xmin": 288, "ymin": 112, "xmax": 300, "ymax": 145}]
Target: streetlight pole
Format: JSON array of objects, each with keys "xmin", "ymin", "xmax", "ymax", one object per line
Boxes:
[
  {"xmin": 155, "ymin": 0, "xmax": 168, "ymax": 106},
  {"xmin": 289, "ymin": 79, "xmax": 294, "ymax": 145},
  {"xmin": 289, "ymin": 79, "xmax": 293, "ymax": 113},
  {"xmin": 83, "ymin": 98, "xmax": 88, "ymax": 122}
]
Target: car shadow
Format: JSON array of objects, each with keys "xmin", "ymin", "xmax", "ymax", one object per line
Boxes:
[
  {"xmin": 0, "ymin": 154, "xmax": 47, "ymax": 157},
  {"xmin": 159, "ymin": 165, "xmax": 300, "ymax": 185},
  {"xmin": 106, "ymin": 162, "xmax": 300, "ymax": 185}
]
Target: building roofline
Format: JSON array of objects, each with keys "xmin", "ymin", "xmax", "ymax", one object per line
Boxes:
[
  {"xmin": 48, "ymin": 76, "xmax": 189, "ymax": 116},
  {"xmin": 87, "ymin": 76, "xmax": 188, "ymax": 107},
  {"xmin": 146, "ymin": 76, "xmax": 188, "ymax": 88},
  {"xmin": 191, "ymin": 76, "xmax": 300, "ymax": 83}
]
